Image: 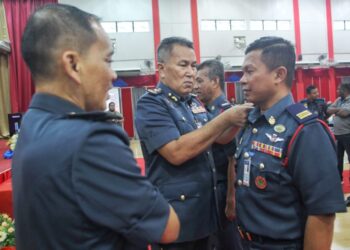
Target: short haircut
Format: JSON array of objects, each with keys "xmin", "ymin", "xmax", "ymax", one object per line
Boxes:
[
  {"xmin": 21, "ymin": 3, "xmax": 100, "ymax": 80},
  {"xmin": 157, "ymin": 37, "xmax": 194, "ymax": 63},
  {"xmin": 340, "ymin": 82, "xmax": 350, "ymax": 93},
  {"xmin": 197, "ymin": 59, "xmax": 225, "ymax": 91},
  {"xmin": 245, "ymin": 36, "xmax": 296, "ymax": 88},
  {"xmin": 306, "ymin": 85, "xmax": 317, "ymax": 95}
]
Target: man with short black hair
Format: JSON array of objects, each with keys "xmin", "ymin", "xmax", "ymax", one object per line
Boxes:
[
  {"xmin": 300, "ymin": 85, "xmax": 328, "ymax": 121},
  {"xmin": 328, "ymin": 82, "xmax": 350, "ymax": 183},
  {"xmin": 195, "ymin": 59, "xmax": 242, "ymax": 250},
  {"xmin": 236, "ymin": 36, "xmax": 346, "ymax": 250},
  {"xmin": 13, "ymin": 4, "xmax": 180, "ymax": 249}
]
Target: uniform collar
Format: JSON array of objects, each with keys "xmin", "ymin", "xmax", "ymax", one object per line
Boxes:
[
  {"xmin": 157, "ymin": 82, "xmax": 191, "ymax": 103},
  {"xmin": 248, "ymin": 94, "xmax": 294, "ymax": 124},
  {"xmin": 29, "ymin": 93, "xmax": 84, "ymax": 114},
  {"xmin": 206, "ymin": 94, "xmax": 226, "ymax": 112}
]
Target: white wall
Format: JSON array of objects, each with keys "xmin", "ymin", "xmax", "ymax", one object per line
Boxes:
[
  {"xmin": 198, "ymin": 0, "xmax": 294, "ymax": 67},
  {"xmin": 159, "ymin": 0, "xmax": 192, "ymax": 40},
  {"xmin": 58, "ymin": 0, "xmax": 155, "ymax": 71},
  {"xmin": 57, "ymin": 0, "xmax": 350, "ymax": 70},
  {"xmin": 332, "ymin": 0, "xmax": 350, "ymax": 62}
]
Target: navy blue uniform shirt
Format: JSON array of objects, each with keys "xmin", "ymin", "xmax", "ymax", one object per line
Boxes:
[
  {"xmin": 12, "ymin": 93, "xmax": 170, "ymax": 250},
  {"xmin": 235, "ymin": 94, "xmax": 346, "ymax": 240},
  {"xmin": 135, "ymin": 82, "xmax": 219, "ymax": 242}
]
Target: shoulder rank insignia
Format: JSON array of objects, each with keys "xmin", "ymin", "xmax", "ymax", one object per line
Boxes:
[
  {"xmin": 286, "ymin": 103, "xmax": 317, "ymax": 124},
  {"xmin": 147, "ymin": 88, "xmax": 162, "ymax": 95},
  {"xmin": 220, "ymin": 102, "xmax": 232, "ymax": 111},
  {"xmin": 66, "ymin": 111, "xmax": 122, "ymax": 122}
]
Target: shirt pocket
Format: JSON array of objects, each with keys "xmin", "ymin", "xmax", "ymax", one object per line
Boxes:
[{"xmin": 159, "ymin": 181, "xmax": 202, "ymax": 222}]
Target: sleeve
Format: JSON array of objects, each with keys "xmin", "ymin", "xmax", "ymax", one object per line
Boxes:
[
  {"xmin": 72, "ymin": 125, "xmax": 170, "ymax": 246},
  {"xmin": 135, "ymin": 95, "xmax": 181, "ymax": 154},
  {"xmin": 329, "ymin": 98, "xmax": 340, "ymax": 108},
  {"xmin": 289, "ymin": 122, "xmax": 347, "ymax": 215}
]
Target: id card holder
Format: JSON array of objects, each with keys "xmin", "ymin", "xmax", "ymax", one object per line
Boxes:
[{"xmin": 243, "ymin": 157, "xmax": 251, "ymax": 187}]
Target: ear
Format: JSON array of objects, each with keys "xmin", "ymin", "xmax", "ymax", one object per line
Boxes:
[
  {"xmin": 61, "ymin": 51, "xmax": 82, "ymax": 84},
  {"xmin": 274, "ymin": 66, "xmax": 287, "ymax": 85},
  {"xmin": 212, "ymin": 76, "xmax": 220, "ymax": 89},
  {"xmin": 158, "ymin": 62, "xmax": 166, "ymax": 80}
]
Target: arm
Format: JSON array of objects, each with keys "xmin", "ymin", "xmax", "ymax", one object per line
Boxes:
[
  {"xmin": 225, "ymin": 157, "xmax": 236, "ymax": 221},
  {"xmin": 158, "ymin": 104, "xmax": 252, "ymax": 165},
  {"xmin": 327, "ymin": 98, "xmax": 341, "ymax": 115},
  {"xmin": 303, "ymin": 214, "xmax": 335, "ymax": 250},
  {"xmin": 160, "ymin": 205, "xmax": 180, "ymax": 243}
]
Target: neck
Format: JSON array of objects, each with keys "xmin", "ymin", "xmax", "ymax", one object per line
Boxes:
[
  {"xmin": 208, "ymin": 90, "xmax": 223, "ymax": 105},
  {"xmin": 259, "ymin": 88, "xmax": 290, "ymax": 112},
  {"xmin": 35, "ymin": 80, "xmax": 85, "ymax": 110}
]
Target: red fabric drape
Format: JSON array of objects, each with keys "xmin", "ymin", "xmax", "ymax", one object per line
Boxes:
[{"xmin": 4, "ymin": 0, "xmax": 57, "ymax": 113}]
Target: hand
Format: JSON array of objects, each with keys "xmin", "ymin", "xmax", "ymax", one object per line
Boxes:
[
  {"xmin": 225, "ymin": 197, "xmax": 236, "ymax": 221},
  {"xmin": 224, "ymin": 103, "xmax": 254, "ymax": 127}
]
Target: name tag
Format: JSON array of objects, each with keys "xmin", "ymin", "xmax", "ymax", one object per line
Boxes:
[{"xmin": 243, "ymin": 157, "xmax": 251, "ymax": 187}]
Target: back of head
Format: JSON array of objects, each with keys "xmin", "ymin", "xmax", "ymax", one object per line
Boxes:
[
  {"xmin": 197, "ymin": 59, "xmax": 225, "ymax": 91},
  {"xmin": 306, "ymin": 85, "xmax": 317, "ymax": 95},
  {"xmin": 157, "ymin": 37, "xmax": 194, "ymax": 63},
  {"xmin": 245, "ymin": 36, "xmax": 296, "ymax": 88},
  {"xmin": 21, "ymin": 3, "xmax": 100, "ymax": 81},
  {"xmin": 340, "ymin": 82, "xmax": 350, "ymax": 95}
]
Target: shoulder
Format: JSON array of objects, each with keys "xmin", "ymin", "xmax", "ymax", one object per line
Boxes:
[
  {"xmin": 315, "ymin": 98, "xmax": 326, "ymax": 104},
  {"xmin": 299, "ymin": 99, "xmax": 307, "ymax": 104},
  {"xmin": 285, "ymin": 103, "xmax": 317, "ymax": 124},
  {"xmin": 65, "ymin": 112, "xmax": 129, "ymax": 145}
]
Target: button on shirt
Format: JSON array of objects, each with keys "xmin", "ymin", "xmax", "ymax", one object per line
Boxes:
[
  {"xmin": 135, "ymin": 82, "xmax": 219, "ymax": 242},
  {"xmin": 235, "ymin": 94, "xmax": 346, "ymax": 240}
]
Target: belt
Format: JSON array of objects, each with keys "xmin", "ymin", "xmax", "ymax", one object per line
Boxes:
[{"xmin": 237, "ymin": 227, "xmax": 301, "ymax": 245}]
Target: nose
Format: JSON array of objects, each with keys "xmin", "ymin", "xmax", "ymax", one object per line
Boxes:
[
  {"xmin": 112, "ymin": 70, "xmax": 117, "ymax": 81},
  {"xmin": 186, "ymin": 65, "xmax": 196, "ymax": 77},
  {"xmin": 239, "ymin": 74, "xmax": 246, "ymax": 85}
]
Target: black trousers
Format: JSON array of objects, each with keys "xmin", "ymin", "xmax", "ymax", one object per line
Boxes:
[
  {"xmin": 151, "ymin": 236, "xmax": 211, "ymax": 250},
  {"xmin": 241, "ymin": 239, "xmax": 302, "ymax": 250},
  {"xmin": 335, "ymin": 133, "xmax": 350, "ymax": 181}
]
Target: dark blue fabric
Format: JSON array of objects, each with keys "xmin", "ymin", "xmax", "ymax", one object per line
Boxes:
[
  {"xmin": 135, "ymin": 82, "xmax": 219, "ymax": 242},
  {"xmin": 235, "ymin": 94, "xmax": 346, "ymax": 241},
  {"xmin": 12, "ymin": 93, "xmax": 169, "ymax": 250},
  {"xmin": 299, "ymin": 98, "xmax": 328, "ymax": 121}
]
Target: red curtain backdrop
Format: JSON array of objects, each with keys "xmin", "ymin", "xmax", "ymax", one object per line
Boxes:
[{"xmin": 4, "ymin": 0, "xmax": 57, "ymax": 113}]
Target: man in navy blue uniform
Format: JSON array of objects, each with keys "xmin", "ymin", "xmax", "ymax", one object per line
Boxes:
[
  {"xmin": 135, "ymin": 37, "xmax": 252, "ymax": 250},
  {"xmin": 194, "ymin": 59, "xmax": 242, "ymax": 250},
  {"xmin": 299, "ymin": 85, "xmax": 328, "ymax": 121},
  {"xmin": 235, "ymin": 36, "xmax": 346, "ymax": 250},
  {"xmin": 12, "ymin": 4, "xmax": 180, "ymax": 250}
]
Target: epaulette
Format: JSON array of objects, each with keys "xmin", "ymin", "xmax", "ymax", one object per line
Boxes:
[
  {"xmin": 66, "ymin": 111, "xmax": 123, "ymax": 122},
  {"xmin": 220, "ymin": 102, "xmax": 232, "ymax": 111},
  {"xmin": 147, "ymin": 88, "xmax": 162, "ymax": 95},
  {"xmin": 285, "ymin": 103, "xmax": 317, "ymax": 124}
]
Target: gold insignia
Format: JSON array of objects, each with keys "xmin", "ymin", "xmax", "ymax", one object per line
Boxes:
[
  {"xmin": 296, "ymin": 110, "xmax": 312, "ymax": 119},
  {"xmin": 273, "ymin": 124, "xmax": 286, "ymax": 133},
  {"xmin": 268, "ymin": 116, "xmax": 276, "ymax": 125}
]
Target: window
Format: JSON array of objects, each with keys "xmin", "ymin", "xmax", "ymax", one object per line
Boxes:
[
  {"xmin": 117, "ymin": 22, "xmax": 133, "ymax": 32},
  {"xmin": 101, "ymin": 22, "xmax": 117, "ymax": 33},
  {"xmin": 216, "ymin": 20, "xmax": 230, "ymax": 31},
  {"xmin": 201, "ymin": 20, "xmax": 216, "ymax": 31},
  {"xmin": 345, "ymin": 21, "xmax": 350, "ymax": 30},
  {"xmin": 250, "ymin": 20, "xmax": 263, "ymax": 30},
  {"xmin": 334, "ymin": 21, "xmax": 345, "ymax": 30},
  {"xmin": 277, "ymin": 20, "xmax": 290, "ymax": 30},
  {"xmin": 231, "ymin": 20, "xmax": 246, "ymax": 30},
  {"xmin": 134, "ymin": 21, "xmax": 150, "ymax": 32},
  {"xmin": 264, "ymin": 21, "xmax": 276, "ymax": 31}
]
